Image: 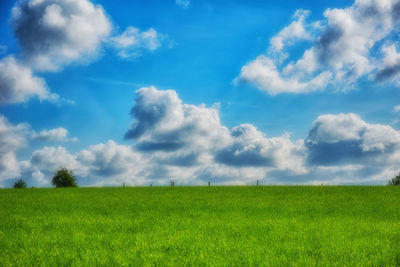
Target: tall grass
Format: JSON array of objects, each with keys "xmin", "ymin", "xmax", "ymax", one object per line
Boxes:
[{"xmin": 0, "ymin": 186, "xmax": 399, "ymax": 266}]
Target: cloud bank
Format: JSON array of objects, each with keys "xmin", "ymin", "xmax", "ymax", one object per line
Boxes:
[
  {"xmin": 238, "ymin": 0, "xmax": 400, "ymax": 94},
  {"xmin": 3, "ymin": 87, "xmax": 398, "ymax": 187}
]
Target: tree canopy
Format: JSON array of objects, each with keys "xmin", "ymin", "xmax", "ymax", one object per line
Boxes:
[
  {"xmin": 388, "ymin": 173, "xmax": 400, "ymax": 186},
  {"xmin": 51, "ymin": 168, "xmax": 78, "ymax": 187},
  {"xmin": 14, "ymin": 179, "xmax": 27, "ymax": 188}
]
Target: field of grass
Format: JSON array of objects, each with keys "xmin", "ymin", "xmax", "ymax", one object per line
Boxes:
[{"xmin": 0, "ymin": 186, "xmax": 399, "ymax": 266}]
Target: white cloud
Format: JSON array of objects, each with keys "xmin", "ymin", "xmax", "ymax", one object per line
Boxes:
[
  {"xmin": 3, "ymin": 88, "xmax": 400, "ymax": 187},
  {"xmin": 11, "ymin": 0, "xmax": 112, "ymax": 71},
  {"xmin": 215, "ymin": 124, "xmax": 306, "ymax": 174},
  {"xmin": 305, "ymin": 113, "xmax": 400, "ymax": 166},
  {"xmin": 270, "ymin": 10, "xmax": 313, "ymax": 52},
  {"xmin": 176, "ymin": 0, "xmax": 190, "ymax": 9},
  {"xmin": 0, "ymin": 115, "xmax": 29, "ymax": 181},
  {"xmin": 239, "ymin": 0, "xmax": 400, "ymax": 94},
  {"xmin": 21, "ymin": 140, "xmax": 148, "ymax": 187},
  {"xmin": 125, "ymin": 86, "xmax": 231, "ymax": 154},
  {"xmin": 239, "ymin": 54, "xmax": 332, "ymax": 94},
  {"xmin": 76, "ymin": 140, "xmax": 144, "ymax": 180},
  {"xmin": 111, "ymin": 27, "xmax": 163, "ymax": 59},
  {"xmin": 32, "ymin": 127, "xmax": 78, "ymax": 142},
  {"xmin": 28, "ymin": 146, "xmax": 78, "ymax": 173},
  {"xmin": 0, "ymin": 56, "xmax": 57, "ymax": 104},
  {"xmin": 394, "ymin": 105, "xmax": 400, "ymax": 112}
]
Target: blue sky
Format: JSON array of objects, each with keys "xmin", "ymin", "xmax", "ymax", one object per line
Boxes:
[{"xmin": 1, "ymin": 0, "xmax": 400, "ymax": 187}]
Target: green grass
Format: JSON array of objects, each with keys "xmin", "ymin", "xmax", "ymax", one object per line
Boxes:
[{"xmin": 0, "ymin": 186, "xmax": 399, "ymax": 266}]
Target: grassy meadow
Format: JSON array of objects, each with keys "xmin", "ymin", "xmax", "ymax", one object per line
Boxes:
[{"xmin": 0, "ymin": 186, "xmax": 399, "ymax": 266}]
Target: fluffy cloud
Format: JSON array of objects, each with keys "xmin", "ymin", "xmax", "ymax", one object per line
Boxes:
[
  {"xmin": 21, "ymin": 140, "xmax": 147, "ymax": 186},
  {"xmin": 215, "ymin": 124, "xmax": 306, "ymax": 174},
  {"xmin": 305, "ymin": 113, "xmax": 400, "ymax": 166},
  {"xmin": 375, "ymin": 43, "xmax": 400, "ymax": 82},
  {"xmin": 4, "ymin": 88, "xmax": 400, "ymax": 186},
  {"xmin": 394, "ymin": 105, "xmax": 400, "ymax": 113},
  {"xmin": 239, "ymin": 54, "xmax": 332, "ymax": 94},
  {"xmin": 110, "ymin": 27, "xmax": 163, "ymax": 59},
  {"xmin": 31, "ymin": 127, "xmax": 78, "ymax": 142},
  {"xmin": 76, "ymin": 141, "xmax": 144, "ymax": 179},
  {"xmin": 0, "ymin": 56, "xmax": 56, "ymax": 104},
  {"xmin": 239, "ymin": 0, "xmax": 400, "ymax": 94},
  {"xmin": 124, "ymin": 87, "xmax": 308, "ymax": 183},
  {"xmin": 125, "ymin": 86, "xmax": 231, "ymax": 155},
  {"xmin": 11, "ymin": 0, "xmax": 112, "ymax": 71},
  {"xmin": 0, "ymin": 115, "xmax": 28, "ymax": 181},
  {"xmin": 270, "ymin": 10, "xmax": 313, "ymax": 52}
]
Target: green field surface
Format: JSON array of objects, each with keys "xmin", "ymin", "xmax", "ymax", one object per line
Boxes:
[{"xmin": 0, "ymin": 186, "xmax": 399, "ymax": 266}]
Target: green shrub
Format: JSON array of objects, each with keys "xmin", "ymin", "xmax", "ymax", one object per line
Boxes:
[
  {"xmin": 388, "ymin": 173, "xmax": 400, "ymax": 186},
  {"xmin": 13, "ymin": 179, "xmax": 27, "ymax": 189},
  {"xmin": 51, "ymin": 168, "xmax": 78, "ymax": 187}
]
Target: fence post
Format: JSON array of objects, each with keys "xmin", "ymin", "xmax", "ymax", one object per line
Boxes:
[
  {"xmin": 208, "ymin": 181, "xmax": 210, "ymax": 187},
  {"xmin": 257, "ymin": 180, "xmax": 259, "ymax": 186}
]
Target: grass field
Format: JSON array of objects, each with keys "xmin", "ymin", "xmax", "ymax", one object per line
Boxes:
[{"xmin": 0, "ymin": 186, "xmax": 399, "ymax": 266}]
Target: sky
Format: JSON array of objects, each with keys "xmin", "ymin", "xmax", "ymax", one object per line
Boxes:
[{"xmin": 1, "ymin": 0, "xmax": 400, "ymax": 187}]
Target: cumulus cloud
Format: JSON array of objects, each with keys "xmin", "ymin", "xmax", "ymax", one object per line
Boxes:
[
  {"xmin": 215, "ymin": 124, "xmax": 306, "ymax": 174},
  {"xmin": 0, "ymin": 115, "xmax": 28, "ymax": 181},
  {"xmin": 305, "ymin": 113, "xmax": 400, "ymax": 166},
  {"xmin": 21, "ymin": 140, "xmax": 147, "ymax": 186},
  {"xmin": 76, "ymin": 140, "xmax": 144, "ymax": 178},
  {"xmin": 125, "ymin": 86, "xmax": 231, "ymax": 155},
  {"xmin": 239, "ymin": 0, "xmax": 400, "ymax": 94},
  {"xmin": 394, "ymin": 105, "xmax": 400, "ymax": 113},
  {"xmin": 4, "ymin": 88, "xmax": 400, "ymax": 187},
  {"xmin": 123, "ymin": 86, "xmax": 307, "ymax": 183},
  {"xmin": 176, "ymin": 0, "xmax": 190, "ymax": 9},
  {"xmin": 11, "ymin": 0, "xmax": 112, "ymax": 71},
  {"xmin": 0, "ymin": 56, "xmax": 57, "ymax": 104},
  {"xmin": 110, "ymin": 27, "xmax": 163, "ymax": 59},
  {"xmin": 32, "ymin": 127, "xmax": 78, "ymax": 142},
  {"xmin": 375, "ymin": 43, "xmax": 400, "ymax": 82}
]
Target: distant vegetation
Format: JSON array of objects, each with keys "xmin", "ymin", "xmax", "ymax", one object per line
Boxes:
[
  {"xmin": 13, "ymin": 179, "xmax": 26, "ymax": 189},
  {"xmin": 1, "ymin": 186, "xmax": 399, "ymax": 265},
  {"xmin": 51, "ymin": 168, "xmax": 78, "ymax": 187},
  {"xmin": 388, "ymin": 173, "xmax": 400, "ymax": 186}
]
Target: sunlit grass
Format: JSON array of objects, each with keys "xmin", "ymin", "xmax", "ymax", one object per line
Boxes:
[{"xmin": 0, "ymin": 186, "xmax": 399, "ymax": 266}]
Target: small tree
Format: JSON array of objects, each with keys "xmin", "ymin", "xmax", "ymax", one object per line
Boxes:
[
  {"xmin": 388, "ymin": 173, "xmax": 400, "ymax": 186},
  {"xmin": 51, "ymin": 168, "xmax": 77, "ymax": 187},
  {"xmin": 14, "ymin": 179, "xmax": 27, "ymax": 189}
]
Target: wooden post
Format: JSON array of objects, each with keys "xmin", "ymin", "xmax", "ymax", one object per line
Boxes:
[
  {"xmin": 257, "ymin": 180, "xmax": 259, "ymax": 186},
  {"xmin": 123, "ymin": 182, "xmax": 125, "ymax": 187},
  {"xmin": 208, "ymin": 181, "xmax": 210, "ymax": 187}
]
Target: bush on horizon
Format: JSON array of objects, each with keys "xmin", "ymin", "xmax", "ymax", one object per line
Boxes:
[{"xmin": 51, "ymin": 168, "xmax": 78, "ymax": 187}]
